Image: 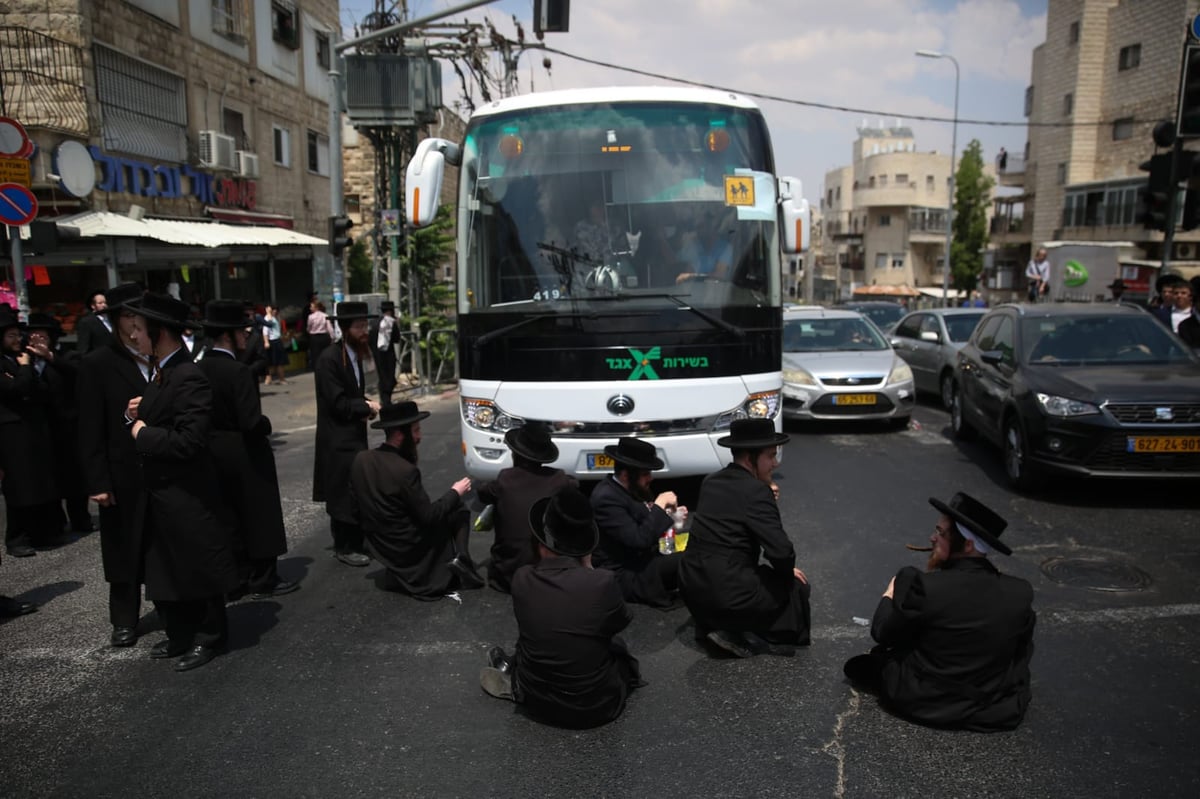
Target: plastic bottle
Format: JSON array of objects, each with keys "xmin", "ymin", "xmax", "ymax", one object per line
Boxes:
[{"xmin": 661, "ymin": 527, "xmax": 676, "ymax": 555}]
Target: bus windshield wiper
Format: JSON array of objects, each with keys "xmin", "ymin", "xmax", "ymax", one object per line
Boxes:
[
  {"xmin": 576, "ymin": 292, "xmax": 747, "ymax": 338},
  {"xmin": 472, "ymin": 310, "xmax": 596, "ymax": 349}
]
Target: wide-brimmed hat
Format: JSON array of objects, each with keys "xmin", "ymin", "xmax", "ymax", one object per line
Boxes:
[
  {"xmin": 529, "ymin": 486, "xmax": 599, "ymax": 557},
  {"xmin": 928, "ymin": 492, "xmax": 1012, "ymax": 556},
  {"xmin": 331, "ymin": 301, "xmax": 377, "ymax": 321},
  {"xmin": 1108, "ymin": 279, "xmax": 1127, "ymax": 290},
  {"xmin": 201, "ymin": 299, "xmax": 254, "ymax": 332},
  {"xmin": 505, "ymin": 423, "xmax": 559, "ymax": 464},
  {"xmin": 0, "ymin": 308, "xmax": 20, "ymax": 331},
  {"xmin": 23, "ymin": 312, "xmax": 60, "ymax": 332},
  {"xmin": 380, "ymin": 300, "xmax": 396, "ymax": 312},
  {"xmin": 604, "ymin": 437, "xmax": 664, "ymax": 471},
  {"xmin": 126, "ymin": 292, "xmax": 192, "ymax": 331},
  {"xmin": 716, "ymin": 418, "xmax": 790, "ymax": 449},
  {"xmin": 104, "ymin": 282, "xmax": 145, "ymax": 311},
  {"xmin": 370, "ymin": 399, "xmax": 431, "ymax": 430}
]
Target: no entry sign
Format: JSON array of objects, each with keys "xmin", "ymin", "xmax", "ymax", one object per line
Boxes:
[{"xmin": 0, "ymin": 182, "xmax": 38, "ymax": 226}]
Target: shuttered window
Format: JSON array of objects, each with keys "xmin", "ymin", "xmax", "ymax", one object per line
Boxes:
[{"xmin": 93, "ymin": 44, "xmax": 187, "ymax": 161}]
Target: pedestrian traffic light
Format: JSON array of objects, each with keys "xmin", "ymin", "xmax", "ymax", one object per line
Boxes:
[
  {"xmin": 533, "ymin": 0, "xmax": 570, "ymax": 37},
  {"xmin": 329, "ymin": 215, "xmax": 353, "ymax": 257},
  {"xmin": 1139, "ymin": 153, "xmax": 1173, "ymax": 232},
  {"xmin": 1178, "ymin": 45, "xmax": 1200, "ymax": 139}
]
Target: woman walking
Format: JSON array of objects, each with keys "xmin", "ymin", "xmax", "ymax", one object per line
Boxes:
[{"xmin": 262, "ymin": 304, "xmax": 288, "ymax": 386}]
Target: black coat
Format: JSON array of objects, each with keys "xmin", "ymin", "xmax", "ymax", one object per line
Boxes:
[
  {"xmin": 42, "ymin": 350, "xmax": 86, "ymax": 500},
  {"xmin": 0, "ymin": 354, "xmax": 58, "ymax": 508},
  {"xmin": 590, "ymin": 476, "xmax": 673, "ymax": 589},
  {"xmin": 477, "ymin": 465, "xmax": 577, "ymax": 592},
  {"xmin": 77, "ymin": 342, "xmax": 149, "ymax": 582},
  {"xmin": 678, "ymin": 464, "xmax": 810, "ymax": 642},
  {"xmin": 351, "ymin": 444, "xmax": 463, "ymax": 598},
  {"xmin": 1179, "ymin": 314, "xmax": 1200, "ymax": 348},
  {"xmin": 133, "ymin": 350, "xmax": 239, "ymax": 601},
  {"xmin": 512, "ymin": 556, "xmax": 641, "ymax": 728},
  {"xmin": 312, "ymin": 343, "xmax": 372, "ymax": 523},
  {"xmin": 74, "ymin": 312, "xmax": 113, "ymax": 355},
  {"xmin": 197, "ymin": 349, "xmax": 286, "ymax": 560},
  {"xmin": 241, "ymin": 328, "xmax": 268, "ymax": 381},
  {"xmin": 870, "ymin": 558, "xmax": 1036, "ymax": 732}
]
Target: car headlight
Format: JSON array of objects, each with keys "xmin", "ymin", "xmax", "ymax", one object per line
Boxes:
[
  {"xmin": 888, "ymin": 359, "xmax": 913, "ymax": 384},
  {"xmin": 712, "ymin": 390, "xmax": 781, "ymax": 431},
  {"xmin": 462, "ymin": 397, "xmax": 524, "ymax": 431},
  {"xmin": 1036, "ymin": 393, "xmax": 1100, "ymax": 417},
  {"xmin": 783, "ymin": 367, "xmax": 818, "ymax": 386}
]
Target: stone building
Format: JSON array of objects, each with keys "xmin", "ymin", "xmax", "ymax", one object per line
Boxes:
[{"xmin": 0, "ymin": 0, "xmax": 338, "ymax": 330}]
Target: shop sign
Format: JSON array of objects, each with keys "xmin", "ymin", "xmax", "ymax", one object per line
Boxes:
[{"xmin": 84, "ymin": 146, "xmax": 257, "ymax": 210}]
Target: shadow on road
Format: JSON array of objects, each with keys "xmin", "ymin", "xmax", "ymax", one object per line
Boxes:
[{"xmin": 17, "ymin": 579, "xmax": 84, "ymax": 607}]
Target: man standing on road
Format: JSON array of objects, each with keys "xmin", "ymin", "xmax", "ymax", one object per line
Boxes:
[
  {"xmin": 843, "ymin": 492, "xmax": 1036, "ymax": 732},
  {"xmin": 370, "ymin": 300, "xmax": 400, "ymax": 408},
  {"xmin": 1025, "ymin": 247, "xmax": 1050, "ymax": 303},
  {"xmin": 74, "ymin": 289, "xmax": 113, "ymax": 355},
  {"xmin": 313, "ymin": 301, "xmax": 380, "ymax": 567},
  {"xmin": 480, "ymin": 486, "xmax": 644, "ymax": 728},
  {"xmin": 349, "ymin": 401, "xmax": 482, "ymax": 597}
]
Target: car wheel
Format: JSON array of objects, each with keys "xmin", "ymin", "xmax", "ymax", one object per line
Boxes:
[
  {"xmin": 950, "ymin": 383, "xmax": 974, "ymax": 440},
  {"xmin": 890, "ymin": 415, "xmax": 911, "ymax": 430},
  {"xmin": 1003, "ymin": 416, "xmax": 1040, "ymax": 492},
  {"xmin": 940, "ymin": 371, "xmax": 955, "ymax": 410}
]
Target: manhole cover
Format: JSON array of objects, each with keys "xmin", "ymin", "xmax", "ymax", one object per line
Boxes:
[{"xmin": 1040, "ymin": 557, "xmax": 1152, "ymax": 592}]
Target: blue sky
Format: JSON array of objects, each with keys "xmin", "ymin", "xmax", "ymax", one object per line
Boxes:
[{"xmin": 340, "ymin": 1, "xmax": 1048, "ymax": 201}]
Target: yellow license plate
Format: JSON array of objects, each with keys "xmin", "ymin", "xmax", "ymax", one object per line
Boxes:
[
  {"xmin": 833, "ymin": 393, "xmax": 877, "ymax": 405},
  {"xmin": 1126, "ymin": 436, "xmax": 1200, "ymax": 453},
  {"xmin": 587, "ymin": 452, "xmax": 616, "ymax": 470}
]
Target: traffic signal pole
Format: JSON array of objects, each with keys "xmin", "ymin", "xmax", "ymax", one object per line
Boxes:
[{"xmin": 1161, "ymin": 136, "xmax": 1184, "ymax": 273}]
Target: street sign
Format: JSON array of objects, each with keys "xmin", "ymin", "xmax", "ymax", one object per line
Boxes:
[
  {"xmin": 0, "ymin": 182, "xmax": 38, "ymax": 226},
  {"xmin": 0, "ymin": 117, "xmax": 30, "ymax": 157},
  {"xmin": 0, "ymin": 158, "xmax": 31, "ymax": 187},
  {"xmin": 724, "ymin": 175, "xmax": 755, "ymax": 206},
  {"xmin": 1192, "ymin": 13, "xmax": 1200, "ymax": 41}
]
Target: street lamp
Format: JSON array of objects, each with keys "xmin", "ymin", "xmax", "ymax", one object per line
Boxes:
[{"xmin": 916, "ymin": 49, "xmax": 960, "ymax": 307}]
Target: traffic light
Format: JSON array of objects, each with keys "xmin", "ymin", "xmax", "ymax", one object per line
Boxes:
[
  {"xmin": 1178, "ymin": 45, "xmax": 1200, "ymax": 139},
  {"xmin": 533, "ymin": 0, "xmax": 570, "ymax": 37},
  {"xmin": 328, "ymin": 215, "xmax": 353, "ymax": 257},
  {"xmin": 1139, "ymin": 153, "xmax": 1173, "ymax": 232}
]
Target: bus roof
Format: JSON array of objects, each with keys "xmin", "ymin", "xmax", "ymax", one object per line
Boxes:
[{"xmin": 469, "ymin": 86, "xmax": 763, "ymax": 119}]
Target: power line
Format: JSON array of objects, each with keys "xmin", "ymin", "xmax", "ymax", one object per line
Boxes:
[{"xmin": 536, "ymin": 44, "xmax": 1163, "ymax": 130}]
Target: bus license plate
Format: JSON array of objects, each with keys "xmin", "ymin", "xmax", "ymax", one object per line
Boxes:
[
  {"xmin": 587, "ymin": 453, "xmax": 616, "ymax": 470},
  {"xmin": 1126, "ymin": 436, "xmax": 1200, "ymax": 453},
  {"xmin": 833, "ymin": 394, "xmax": 877, "ymax": 406}
]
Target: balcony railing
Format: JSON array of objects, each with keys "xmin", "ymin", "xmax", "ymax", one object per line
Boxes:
[
  {"xmin": 996, "ymin": 153, "xmax": 1026, "ymax": 176},
  {"xmin": 0, "ymin": 26, "xmax": 91, "ymax": 136},
  {"xmin": 990, "ymin": 216, "xmax": 1027, "ymax": 235},
  {"xmin": 908, "ymin": 210, "xmax": 947, "ymax": 232}
]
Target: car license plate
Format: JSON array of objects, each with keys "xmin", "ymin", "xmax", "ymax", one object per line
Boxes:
[
  {"xmin": 1126, "ymin": 436, "xmax": 1200, "ymax": 453},
  {"xmin": 587, "ymin": 452, "xmax": 616, "ymax": 470},
  {"xmin": 833, "ymin": 393, "xmax": 877, "ymax": 406}
]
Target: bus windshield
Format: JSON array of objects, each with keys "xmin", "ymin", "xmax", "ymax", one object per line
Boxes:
[{"xmin": 457, "ymin": 101, "xmax": 781, "ymax": 313}]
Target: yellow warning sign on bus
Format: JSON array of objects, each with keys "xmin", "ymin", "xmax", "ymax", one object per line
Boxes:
[{"xmin": 724, "ymin": 175, "xmax": 754, "ymax": 206}]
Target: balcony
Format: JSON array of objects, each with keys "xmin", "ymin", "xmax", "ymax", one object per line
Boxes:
[
  {"xmin": 854, "ymin": 181, "xmax": 919, "ymax": 208},
  {"xmin": 990, "ymin": 215, "xmax": 1032, "ymax": 244},
  {"xmin": 908, "ymin": 209, "xmax": 947, "ymax": 243},
  {"xmin": 0, "ymin": 26, "xmax": 91, "ymax": 136},
  {"xmin": 996, "ymin": 152, "xmax": 1027, "ymax": 188}
]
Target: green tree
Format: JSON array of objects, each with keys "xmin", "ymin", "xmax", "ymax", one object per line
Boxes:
[
  {"xmin": 398, "ymin": 204, "xmax": 458, "ymax": 383},
  {"xmin": 950, "ymin": 139, "xmax": 994, "ymax": 294},
  {"xmin": 346, "ymin": 239, "xmax": 373, "ymax": 294}
]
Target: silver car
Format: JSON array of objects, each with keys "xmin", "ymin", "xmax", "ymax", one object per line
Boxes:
[
  {"xmin": 890, "ymin": 308, "xmax": 986, "ymax": 409},
  {"xmin": 781, "ymin": 307, "xmax": 916, "ymax": 426}
]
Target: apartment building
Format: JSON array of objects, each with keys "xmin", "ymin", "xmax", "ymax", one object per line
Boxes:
[
  {"xmin": 821, "ymin": 125, "xmax": 964, "ymax": 302},
  {"xmin": 0, "ymin": 0, "xmax": 337, "ymax": 327},
  {"xmin": 995, "ymin": 0, "xmax": 1200, "ymax": 299}
]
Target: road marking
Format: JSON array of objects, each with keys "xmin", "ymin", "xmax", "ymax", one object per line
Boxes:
[
  {"xmin": 278, "ymin": 423, "xmax": 317, "ymax": 434},
  {"xmin": 821, "ymin": 688, "xmax": 862, "ymax": 799}
]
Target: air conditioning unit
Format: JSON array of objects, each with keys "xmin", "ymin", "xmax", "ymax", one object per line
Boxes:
[
  {"xmin": 198, "ymin": 131, "xmax": 237, "ymax": 171},
  {"xmin": 236, "ymin": 151, "xmax": 260, "ymax": 179},
  {"xmin": 1173, "ymin": 241, "xmax": 1197, "ymax": 261}
]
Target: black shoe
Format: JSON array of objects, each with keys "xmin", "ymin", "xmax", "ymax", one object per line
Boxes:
[
  {"xmin": 110, "ymin": 626, "xmax": 138, "ymax": 647},
  {"xmin": 174, "ymin": 645, "xmax": 222, "ymax": 672},
  {"xmin": 487, "ymin": 646, "xmax": 512, "ymax": 674},
  {"xmin": 704, "ymin": 630, "xmax": 756, "ymax": 659},
  {"xmin": 70, "ymin": 521, "xmax": 96, "ymax": 534},
  {"xmin": 480, "ymin": 667, "xmax": 515, "ymax": 701},
  {"xmin": 6, "ymin": 545, "xmax": 36, "ymax": 558},
  {"xmin": 742, "ymin": 631, "xmax": 796, "ymax": 657},
  {"xmin": 149, "ymin": 639, "xmax": 190, "ymax": 659},
  {"xmin": 335, "ymin": 551, "xmax": 370, "ymax": 567},
  {"xmin": 448, "ymin": 555, "xmax": 485, "ymax": 589},
  {"xmin": 0, "ymin": 595, "xmax": 38, "ymax": 618},
  {"xmin": 225, "ymin": 583, "xmax": 249, "ymax": 603},
  {"xmin": 33, "ymin": 534, "xmax": 70, "ymax": 549},
  {"xmin": 250, "ymin": 580, "xmax": 300, "ymax": 600}
]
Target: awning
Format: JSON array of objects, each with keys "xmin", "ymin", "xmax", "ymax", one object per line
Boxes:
[
  {"xmin": 205, "ymin": 207, "xmax": 296, "ymax": 229},
  {"xmin": 29, "ymin": 211, "xmax": 326, "ymax": 247},
  {"xmin": 852, "ymin": 284, "xmax": 921, "ymax": 297},
  {"xmin": 916, "ymin": 287, "xmax": 967, "ymax": 300}
]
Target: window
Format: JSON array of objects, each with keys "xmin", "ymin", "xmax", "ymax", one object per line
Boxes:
[
  {"xmin": 835, "ymin": 186, "xmax": 841, "ymax": 200},
  {"xmin": 869, "ymin": 176, "xmax": 876, "ymax": 188},
  {"xmin": 891, "ymin": 254, "xmax": 905, "ymax": 269},
  {"xmin": 926, "ymin": 175, "xmax": 935, "ymax": 191},
  {"xmin": 1068, "ymin": 21, "xmax": 1080, "ymax": 45},
  {"xmin": 307, "ymin": 129, "xmax": 329, "ymax": 175},
  {"xmin": 974, "ymin": 316, "xmax": 1002, "ymax": 350},
  {"xmin": 1024, "ymin": 86, "xmax": 1034, "ymax": 117},
  {"xmin": 1063, "ymin": 93, "xmax": 1073, "ymax": 116},
  {"xmin": 345, "ymin": 194, "xmax": 361, "ymax": 215},
  {"xmin": 895, "ymin": 314, "xmax": 923, "ymax": 339},
  {"xmin": 222, "ymin": 107, "xmax": 246, "ymax": 150},
  {"xmin": 1112, "ymin": 117, "xmax": 1134, "ymax": 141},
  {"xmin": 826, "ymin": 189, "xmax": 833, "ymax": 207},
  {"xmin": 211, "ymin": 0, "xmax": 246, "ymax": 42},
  {"xmin": 875, "ymin": 253, "xmax": 888, "ymax": 270},
  {"xmin": 879, "ymin": 213, "xmax": 891, "ymax": 227},
  {"xmin": 93, "ymin": 44, "xmax": 187, "ymax": 161},
  {"xmin": 878, "ymin": 174, "xmax": 888, "ymax": 187},
  {"xmin": 271, "ymin": 0, "xmax": 299, "ymax": 49},
  {"xmin": 315, "ymin": 31, "xmax": 331, "ymax": 69},
  {"xmin": 1119, "ymin": 44, "xmax": 1141, "ymax": 71},
  {"xmin": 272, "ymin": 125, "xmax": 291, "ymax": 167},
  {"xmin": 991, "ymin": 317, "xmax": 1015, "ymax": 364},
  {"xmin": 896, "ymin": 173, "xmax": 909, "ymax": 185},
  {"xmin": 1057, "ymin": 163, "xmax": 1067, "ymax": 185}
]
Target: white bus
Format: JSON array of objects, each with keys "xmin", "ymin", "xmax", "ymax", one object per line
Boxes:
[{"xmin": 406, "ymin": 86, "xmax": 810, "ymax": 482}]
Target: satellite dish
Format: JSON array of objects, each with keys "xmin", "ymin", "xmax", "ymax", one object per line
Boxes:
[{"xmin": 54, "ymin": 141, "xmax": 96, "ymax": 198}]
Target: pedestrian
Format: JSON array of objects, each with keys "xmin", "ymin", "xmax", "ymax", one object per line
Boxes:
[
  {"xmin": 590, "ymin": 437, "xmax": 684, "ymax": 608},
  {"xmin": 197, "ymin": 300, "xmax": 298, "ymax": 601},
  {"xmin": 126, "ymin": 292, "xmax": 240, "ymax": 672},
  {"xmin": 240, "ymin": 302, "xmax": 268, "ymax": 384},
  {"xmin": 476, "ymin": 423, "xmax": 577, "ymax": 593},
  {"xmin": 305, "ymin": 300, "xmax": 332, "ymax": 371},
  {"xmin": 1025, "ymin": 247, "xmax": 1050, "ymax": 303},
  {"xmin": 1181, "ymin": 278, "xmax": 1200, "ymax": 348},
  {"xmin": 262, "ymin": 304, "xmax": 288, "ymax": 385},
  {"xmin": 479, "ymin": 486, "xmax": 644, "ymax": 728},
  {"xmin": 350, "ymin": 400, "xmax": 481, "ymax": 597},
  {"xmin": 74, "ymin": 288, "xmax": 113, "ymax": 354},
  {"xmin": 369, "ymin": 300, "xmax": 400, "ymax": 407},
  {"xmin": 679, "ymin": 419, "xmax": 811, "ymax": 658},
  {"xmin": 843, "ymin": 492, "xmax": 1036, "ymax": 732},
  {"xmin": 997, "ymin": 147, "xmax": 1008, "ymax": 172},
  {"xmin": 77, "ymin": 282, "xmax": 150, "ymax": 647},
  {"xmin": 1151, "ymin": 275, "xmax": 1187, "ymax": 328},
  {"xmin": 312, "ymin": 301, "xmax": 380, "ymax": 567},
  {"xmin": 1107, "ymin": 278, "xmax": 1127, "ymax": 303}
]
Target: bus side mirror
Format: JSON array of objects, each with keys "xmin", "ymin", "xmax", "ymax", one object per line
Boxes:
[
  {"xmin": 405, "ymin": 138, "xmax": 460, "ymax": 228},
  {"xmin": 778, "ymin": 176, "xmax": 810, "ymax": 255}
]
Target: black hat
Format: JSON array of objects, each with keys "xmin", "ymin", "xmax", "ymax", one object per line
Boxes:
[
  {"xmin": 928, "ymin": 492, "xmax": 1012, "ymax": 556},
  {"xmin": 529, "ymin": 486, "xmax": 599, "ymax": 557},
  {"xmin": 331, "ymin": 301, "xmax": 376, "ymax": 320},
  {"xmin": 202, "ymin": 299, "xmax": 252, "ymax": 331},
  {"xmin": 370, "ymin": 399, "xmax": 431, "ymax": 430},
  {"xmin": 380, "ymin": 300, "xmax": 396, "ymax": 312},
  {"xmin": 23, "ymin": 312, "xmax": 60, "ymax": 332},
  {"xmin": 604, "ymin": 437, "xmax": 664, "ymax": 471},
  {"xmin": 717, "ymin": 418, "xmax": 790, "ymax": 449},
  {"xmin": 105, "ymin": 282, "xmax": 145, "ymax": 311},
  {"xmin": 0, "ymin": 308, "xmax": 20, "ymax": 331},
  {"xmin": 126, "ymin": 292, "xmax": 191, "ymax": 331},
  {"xmin": 505, "ymin": 423, "xmax": 559, "ymax": 464},
  {"xmin": 1107, "ymin": 279, "xmax": 1126, "ymax": 290}
]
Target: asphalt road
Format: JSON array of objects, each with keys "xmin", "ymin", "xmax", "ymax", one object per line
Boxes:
[{"xmin": 2, "ymin": 372, "xmax": 1198, "ymax": 798}]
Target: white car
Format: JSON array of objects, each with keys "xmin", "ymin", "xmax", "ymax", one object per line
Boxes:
[{"xmin": 781, "ymin": 307, "xmax": 916, "ymax": 426}]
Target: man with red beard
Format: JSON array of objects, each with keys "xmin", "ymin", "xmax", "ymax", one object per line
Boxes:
[{"xmin": 312, "ymin": 302, "xmax": 380, "ymax": 567}]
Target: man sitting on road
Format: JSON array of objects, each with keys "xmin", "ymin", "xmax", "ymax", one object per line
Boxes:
[
  {"xmin": 590, "ymin": 437, "xmax": 684, "ymax": 608},
  {"xmin": 843, "ymin": 492, "xmax": 1036, "ymax": 732},
  {"xmin": 480, "ymin": 486, "xmax": 643, "ymax": 728}
]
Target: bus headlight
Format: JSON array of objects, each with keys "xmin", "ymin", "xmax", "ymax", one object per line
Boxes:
[
  {"xmin": 712, "ymin": 390, "xmax": 780, "ymax": 431},
  {"xmin": 462, "ymin": 397, "xmax": 524, "ymax": 432}
]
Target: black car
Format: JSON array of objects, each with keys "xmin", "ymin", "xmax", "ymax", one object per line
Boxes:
[
  {"xmin": 951, "ymin": 303, "xmax": 1200, "ymax": 490},
  {"xmin": 839, "ymin": 301, "xmax": 907, "ymax": 335}
]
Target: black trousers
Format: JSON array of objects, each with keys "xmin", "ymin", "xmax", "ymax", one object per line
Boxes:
[
  {"xmin": 308, "ymin": 333, "xmax": 331, "ymax": 369},
  {"xmin": 154, "ymin": 597, "xmax": 228, "ymax": 649},
  {"xmin": 109, "ymin": 581, "xmax": 142, "ymax": 629},
  {"xmin": 331, "ymin": 518, "xmax": 366, "ymax": 555},
  {"xmin": 5, "ymin": 502, "xmax": 59, "ymax": 549},
  {"xmin": 375, "ymin": 350, "xmax": 397, "ymax": 407},
  {"xmin": 843, "ymin": 647, "xmax": 887, "ymax": 694},
  {"xmin": 61, "ymin": 497, "xmax": 93, "ymax": 532},
  {"xmin": 246, "ymin": 557, "xmax": 281, "ymax": 593},
  {"xmin": 621, "ymin": 552, "xmax": 683, "ymax": 608}
]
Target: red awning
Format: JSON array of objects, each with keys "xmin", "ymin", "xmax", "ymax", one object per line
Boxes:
[{"xmin": 205, "ymin": 207, "xmax": 295, "ymax": 229}]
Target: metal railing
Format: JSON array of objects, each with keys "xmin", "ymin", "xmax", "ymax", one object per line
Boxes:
[
  {"xmin": 423, "ymin": 327, "xmax": 458, "ymax": 390},
  {"xmin": 0, "ymin": 26, "xmax": 91, "ymax": 135}
]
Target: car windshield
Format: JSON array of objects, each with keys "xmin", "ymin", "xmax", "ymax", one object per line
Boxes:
[
  {"xmin": 784, "ymin": 316, "xmax": 889, "ymax": 352},
  {"xmin": 849, "ymin": 305, "xmax": 905, "ymax": 330},
  {"xmin": 945, "ymin": 313, "xmax": 985, "ymax": 343},
  {"xmin": 1023, "ymin": 314, "xmax": 1194, "ymax": 364}
]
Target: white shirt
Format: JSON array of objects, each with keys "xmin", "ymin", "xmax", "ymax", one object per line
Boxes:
[
  {"xmin": 345, "ymin": 344, "xmax": 362, "ymax": 387},
  {"xmin": 100, "ymin": 315, "xmax": 113, "ymax": 333},
  {"xmin": 1025, "ymin": 258, "xmax": 1049, "ymax": 282},
  {"xmin": 1171, "ymin": 307, "xmax": 1193, "ymax": 332},
  {"xmin": 376, "ymin": 315, "xmax": 395, "ymax": 351}
]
